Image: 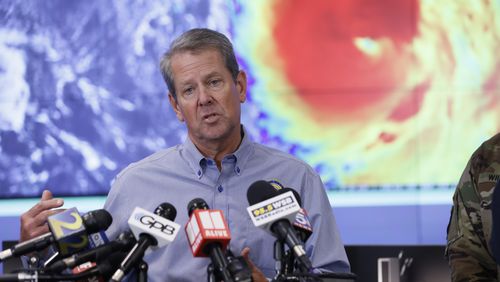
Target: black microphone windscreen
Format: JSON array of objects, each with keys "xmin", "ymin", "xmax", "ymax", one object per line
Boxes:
[
  {"xmin": 116, "ymin": 230, "xmax": 137, "ymax": 245},
  {"xmin": 94, "ymin": 231, "xmax": 137, "ymax": 262},
  {"xmin": 187, "ymin": 198, "xmax": 209, "ymax": 216},
  {"xmin": 154, "ymin": 202, "xmax": 177, "ymax": 221},
  {"xmin": 82, "ymin": 209, "xmax": 113, "ymax": 233},
  {"xmin": 247, "ymin": 180, "xmax": 279, "ymax": 205}
]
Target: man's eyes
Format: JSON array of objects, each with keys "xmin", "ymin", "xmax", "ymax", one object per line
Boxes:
[
  {"xmin": 181, "ymin": 79, "xmax": 222, "ymax": 96},
  {"xmin": 208, "ymin": 79, "xmax": 222, "ymax": 87},
  {"xmin": 183, "ymin": 87, "xmax": 194, "ymax": 95}
]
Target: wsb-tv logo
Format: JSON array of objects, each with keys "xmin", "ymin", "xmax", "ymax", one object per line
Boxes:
[
  {"xmin": 247, "ymin": 191, "xmax": 300, "ymax": 228},
  {"xmin": 47, "ymin": 207, "xmax": 89, "ymax": 256}
]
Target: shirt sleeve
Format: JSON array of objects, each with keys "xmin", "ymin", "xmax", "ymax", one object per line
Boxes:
[
  {"xmin": 301, "ymin": 171, "xmax": 351, "ymax": 273},
  {"xmin": 446, "ymin": 158, "xmax": 497, "ymax": 281},
  {"xmin": 490, "ymin": 180, "xmax": 500, "ymax": 264},
  {"xmin": 103, "ymin": 173, "xmax": 130, "ymax": 241}
]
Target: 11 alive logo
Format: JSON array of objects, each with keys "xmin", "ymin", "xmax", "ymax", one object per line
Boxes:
[
  {"xmin": 247, "ymin": 191, "xmax": 300, "ymax": 227},
  {"xmin": 185, "ymin": 209, "xmax": 231, "ymax": 257}
]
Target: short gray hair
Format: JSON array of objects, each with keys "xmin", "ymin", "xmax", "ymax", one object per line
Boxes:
[{"xmin": 160, "ymin": 28, "xmax": 240, "ymax": 99}]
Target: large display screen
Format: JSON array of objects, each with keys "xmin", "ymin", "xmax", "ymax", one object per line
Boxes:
[{"xmin": 1, "ymin": 1, "xmax": 499, "ymax": 215}]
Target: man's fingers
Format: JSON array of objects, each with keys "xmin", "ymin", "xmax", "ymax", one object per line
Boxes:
[
  {"xmin": 20, "ymin": 224, "xmax": 50, "ymax": 242},
  {"xmin": 19, "ymin": 191, "xmax": 65, "ymax": 242},
  {"xmin": 241, "ymin": 247, "xmax": 250, "ymax": 259},
  {"xmin": 240, "ymin": 247, "xmax": 255, "ymax": 268},
  {"xmin": 29, "ymin": 208, "xmax": 67, "ymax": 227},
  {"xmin": 46, "ymin": 208, "xmax": 67, "ymax": 216},
  {"xmin": 26, "ymin": 198, "xmax": 64, "ymax": 217},
  {"xmin": 30, "ymin": 225, "xmax": 50, "ymax": 238},
  {"xmin": 41, "ymin": 190, "xmax": 53, "ymax": 201},
  {"xmin": 240, "ymin": 247, "xmax": 268, "ymax": 282},
  {"xmin": 20, "ymin": 208, "xmax": 66, "ymax": 242},
  {"xmin": 44, "ymin": 208, "xmax": 67, "ymax": 222}
]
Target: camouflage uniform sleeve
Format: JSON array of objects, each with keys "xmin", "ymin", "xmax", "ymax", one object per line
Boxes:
[{"xmin": 446, "ymin": 139, "xmax": 499, "ymax": 282}]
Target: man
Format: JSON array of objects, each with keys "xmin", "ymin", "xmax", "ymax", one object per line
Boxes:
[
  {"xmin": 446, "ymin": 132, "xmax": 500, "ymax": 281},
  {"xmin": 491, "ymin": 179, "xmax": 500, "ymax": 265},
  {"xmin": 20, "ymin": 28, "xmax": 350, "ymax": 281}
]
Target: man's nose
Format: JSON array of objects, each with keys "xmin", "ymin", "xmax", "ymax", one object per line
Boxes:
[{"xmin": 198, "ymin": 86, "xmax": 213, "ymax": 105}]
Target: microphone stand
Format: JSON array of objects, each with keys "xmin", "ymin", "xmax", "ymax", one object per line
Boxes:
[
  {"xmin": 206, "ymin": 250, "xmax": 252, "ymax": 282},
  {"xmin": 284, "ymin": 249, "xmax": 295, "ymax": 275},
  {"xmin": 205, "ymin": 244, "xmax": 234, "ymax": 282},
  {"xmin": 273, "ymin": 239, "xmax": 300, "ymax": 282},
  {"xmin": 207, "ymin": 263, "xmax": 216, "ymax": 282},
  {"xmin": 273, "ymin": 241, "xmax": 324, "ymax": 282},
  {"xmin": 0, "ymin": 268, "xmax": 104, "ymax": 281},
  {"xmin": 273, "ymin": 240, "xmax": 287, "ymax": 280},
  {"xmin": 137, "ymin": 260, "xmax": 148, "ymax": 282},
  {"xmin": 206, "ymin": 260, "xmax": 234, "ymax": 282},
  {"xmin": 226, "ymin": 251, "xmax": 252, "ymax": 282}
]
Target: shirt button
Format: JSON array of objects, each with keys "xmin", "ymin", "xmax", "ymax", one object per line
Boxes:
[{"xmin": 218, "ymin": 185, "xmax": 223, "ymax": 193}]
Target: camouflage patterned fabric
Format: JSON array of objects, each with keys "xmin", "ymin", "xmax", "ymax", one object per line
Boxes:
[{"xmin": 446, "ymin": 133, "xmax": 500, "ymax": 282}]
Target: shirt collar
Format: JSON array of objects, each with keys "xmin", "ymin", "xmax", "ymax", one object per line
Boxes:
[
  {"xmin": 232, "ymin": 125, "xmax": 253, "ymax": 176},
  {"xmin": 180, "ymin": 125, "xmax": 254, "ymax": 178}
]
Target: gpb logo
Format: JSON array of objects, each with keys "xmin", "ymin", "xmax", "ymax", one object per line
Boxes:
[{"xmin": 139, "ymin": 215, "xmax": 176, "ymax": 235}]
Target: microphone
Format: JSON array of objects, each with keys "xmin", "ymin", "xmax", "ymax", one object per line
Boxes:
[
  {"xmin": 48, "ymin": 208, "xmax": 113, "ymax": 257},
  {"xmin": 276, "ymin": 188, "xmax": 314, "ymax": 274},
  {"xmin": 44, "ymin": 231, "xmax": 136, "ymax": 273},
  {"xmin": 185, "ymin": 198, "xmax": 233, "ymax": 282},
  {"xmin": 71, "ymin": 251, "xmax": 129, "ymax": 282},
  {"xmin": 0, "ymin": 208, "xmax": 112, "ymax": 262},
  {"xmin": 262, "ymin": 183, "xmax": 314, "ymax": 242},
  {"xmin": 246, "ymin": 180, "xmax": 313, "ymax": 273},
  {"xmin": 110, "ymin": 203, "xmax": 180, "ymax": 282},
  {"xmin": 279, "ymin": 188, "xmax": 313, "ymax": 242},
  {"xmin": 0, "ymin": 252, "xmax": 127, "ymax": 282}
]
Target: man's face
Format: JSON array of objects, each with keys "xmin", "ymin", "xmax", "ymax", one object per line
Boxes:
[{"xmin": 168, "ymin": 49, "xmax": 247, "ymax": 146}]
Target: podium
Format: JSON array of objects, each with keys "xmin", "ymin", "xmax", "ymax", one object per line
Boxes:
[
  {"xmin": 274, "ymin": 272, "xmax": 357, "ymax": 282},
  {"xmin": 318, "ymin": 272, "xmax": 357, "ymax": 281},
  {"xmin": 345, "ymin": 245, "xmax": 450, "ymax": 282}
]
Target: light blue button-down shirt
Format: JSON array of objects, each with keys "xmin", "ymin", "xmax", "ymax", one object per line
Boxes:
[{"xmin": 104, "ymin": 127, "xmax": 350, "ymax": 281}]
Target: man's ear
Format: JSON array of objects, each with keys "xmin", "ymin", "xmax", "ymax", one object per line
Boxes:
[
  {"xmin": 168, "ymin": 93, "xmax": 184, "ymax": 122},
  {"xmin": 236, "ymin": 70, "xmax": 247, "ymax": 103}
]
